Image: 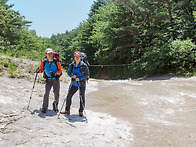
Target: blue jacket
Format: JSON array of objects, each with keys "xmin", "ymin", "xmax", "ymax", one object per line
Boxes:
[
  {"xmin": 68, "ymin": 61, "xmax": 89, "ymax": 87},
  {"xmin": 40, "ymin": 58, "xmax": 62, "ymax": 80}
]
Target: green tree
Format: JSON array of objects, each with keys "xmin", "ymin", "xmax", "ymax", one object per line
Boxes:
[
  {"xmin": 48, "ymin": 0, "xmax": 196, "ymax": 79},
  {"xmin": 0, "ymin": 0, "xmax": 48, "ymax": 61},
  {"xmin": 0, "ymin": 0, "xmax": 31, "ymax": 44}
]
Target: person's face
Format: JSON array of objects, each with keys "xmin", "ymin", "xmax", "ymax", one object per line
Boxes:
[
  {"xmin": 46, "ymin": 52, "xmax": 53, "ymax": 60},
  {"xmin": 74, "ymin": 55, "xmax": 81, "ymax": 62}
]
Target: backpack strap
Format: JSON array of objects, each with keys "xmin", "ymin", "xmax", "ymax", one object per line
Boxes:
[
  {"xmin": 42, "ymin": 59, "xmax": 47, "ymax": 79},
  {"xmin": 70, "ymin": 61, "xmax": 75, "ymax": 74},
  {"xmin": 80, "ymin": 61, "xmax": 89, "ymax": 82},
  {"xmin": 43, "ymin": 58, "xmax": 59, "ymax": 68},
  {"xmin": 53, "ymin": 58, "xmax": 62, "ymax": 77},
  {"xmin": 43, "ymin": 58, "xmax": 62, "ymax": 79},
  {"xmin": 43, "ymin": 58, "xmax": 47, "ymax": 70},
  {"xmin": 53, "ymin": 58, "xmax": 59, "ymax": 62},
  {"xmin": 53, "ymin": 58, "xmax": 59, "ymax": 69},
  {"xmin": 80, "ymin": 61, "xmax": 85, "ymax": 73}
]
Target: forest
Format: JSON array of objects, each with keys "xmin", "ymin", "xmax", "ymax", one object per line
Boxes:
[{"xmin": 0, "ymin": 0, "xmax": 196, "ymax": 79}]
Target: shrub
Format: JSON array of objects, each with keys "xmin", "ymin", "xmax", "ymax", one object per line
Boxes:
[
  {"xmin": 8, "ymin": 62, "xmax": 17, "ymax": 77},
  {"xmin": 169, "ymin": 39, "xmax": 196, "ymax": 71},
  {"xmin": 135, "ymin": 43, "xmax": 171, "ymax": 76},
  {"xmin": 125, "ymin": 39, "xmax": 196, "ymax": 79}
]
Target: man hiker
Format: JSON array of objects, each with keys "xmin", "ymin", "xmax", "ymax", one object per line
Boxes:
[
  {"xmin": 60, "ymin": 51, "xmax": 89, "ymax": 116},
  {"xmin": 37, "ymin": 48, "xmax": 62, "ymax": 113}
]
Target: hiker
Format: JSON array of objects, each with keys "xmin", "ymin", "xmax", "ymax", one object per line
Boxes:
[
  {"xmin": 37, "ymin": 48, "xmax": 62, "ymax": 113},
  {"xmin": 61, "ymin": 51, "xmax": 89, "ymax": 116}
]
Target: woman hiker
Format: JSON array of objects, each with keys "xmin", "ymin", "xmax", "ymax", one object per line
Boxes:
[
  {"xmin": 60, "ymin": 51, "xmax": 89, "ymax": 116},
  {"xmin": 37, "ymin": 48, "xmax": 62, "ymax": 113}
]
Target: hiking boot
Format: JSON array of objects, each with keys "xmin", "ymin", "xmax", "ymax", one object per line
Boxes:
[
  {"xmin": 79, "ymin": 112, "xmax": 83, "ymax": 117},
  {"xmin": 60, "ymin": 110, "xmax": 70, "ymax": 115},
  {"xmin": 41, "ymin": 108, "xmax": 47, "ymax": 114},
  {"xmin": 53, "ymin": 102, "xmax": 59, "ymax": 113},
  {"xmin": 53, "ymin": 108, "xmax": 59, "ymax": 113}
]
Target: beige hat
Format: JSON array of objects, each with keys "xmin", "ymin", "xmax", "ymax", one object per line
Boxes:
[{"xmin": 45, "ymin": 48, "xmax": 53, "ymax": 54}]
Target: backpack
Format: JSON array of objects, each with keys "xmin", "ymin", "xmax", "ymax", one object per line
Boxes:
[
  {"xmin": 81, "ymin": 52, "xmax": 90, "ymax": 67},
  {"xmin": 53, "ymin": 51, "xmax": 59, "ymax": 59},
  {"xmin": 43, "ymin": 51, "xmax": 62, "ymax": 79}
]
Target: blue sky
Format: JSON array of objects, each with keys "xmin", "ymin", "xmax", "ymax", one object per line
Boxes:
[{"xmin": 7, "ymin": 0, "xmax": 95, "ymax": 38}]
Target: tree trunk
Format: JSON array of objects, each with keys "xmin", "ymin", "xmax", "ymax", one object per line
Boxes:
[{"xmin": 166, "ymin": 0, "xmax": 175, "ymax": 40}]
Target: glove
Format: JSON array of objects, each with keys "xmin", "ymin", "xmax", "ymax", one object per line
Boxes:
[
  {"xmin": 36, "ymin": 67, "xmax": 40, "ymax": 73},
  {"xmin": 50, "ymin": 72, "xmax": 56, "ymax": 78},
  {"xmin": 75, "ymin": 78, "xmax": 80, "ymax": 81},
  {"xmin": 55, "ymin": 73, "xmax": 61, "ymax": 78}
]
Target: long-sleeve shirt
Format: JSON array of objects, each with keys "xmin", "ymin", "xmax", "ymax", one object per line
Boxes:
[
  {"xmin": 40, "ymin": 58, "xmax": 62, "ymax": 79},
  {"xmin": 68, "ymin": 61, "xmax": 89, "ymax": 87}
]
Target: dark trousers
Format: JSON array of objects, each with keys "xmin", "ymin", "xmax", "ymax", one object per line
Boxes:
[
  {"xmin": 65, "ymin": 85, "xmax": 86, "ymax": 112},
  {"xmin": 43, "ymin": 79, "xmax": 60, "ymax": 110}
]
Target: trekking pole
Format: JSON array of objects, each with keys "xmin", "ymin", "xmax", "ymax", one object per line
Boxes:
[
  {"xmin": 79, "ymin": 90, "xmax": 88, "ymax": 123},
  {"xmin": 57, "ymin": 96, "xmax": 67, "ymax": 119},
  {"xmin": 27, "ymin": 69, "xmax": 39, "ymax": 110},
  {"xmin": 57, "ymin": 83, "xmax": 71, "ymax": 119}
]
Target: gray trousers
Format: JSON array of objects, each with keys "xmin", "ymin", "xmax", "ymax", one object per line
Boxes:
[{"xmin": 43, "ymin": 79, "xmax": 60, "ymax": 110}]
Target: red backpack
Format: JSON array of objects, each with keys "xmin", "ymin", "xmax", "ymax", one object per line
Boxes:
[{"xmin": 53, "ymin": 51, "xmax": 59, "ymax": 59}]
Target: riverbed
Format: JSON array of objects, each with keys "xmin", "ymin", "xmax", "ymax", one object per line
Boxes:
[{"xmin": 0, "ymin": 75, "xmax": 196, "ymax": 146}]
